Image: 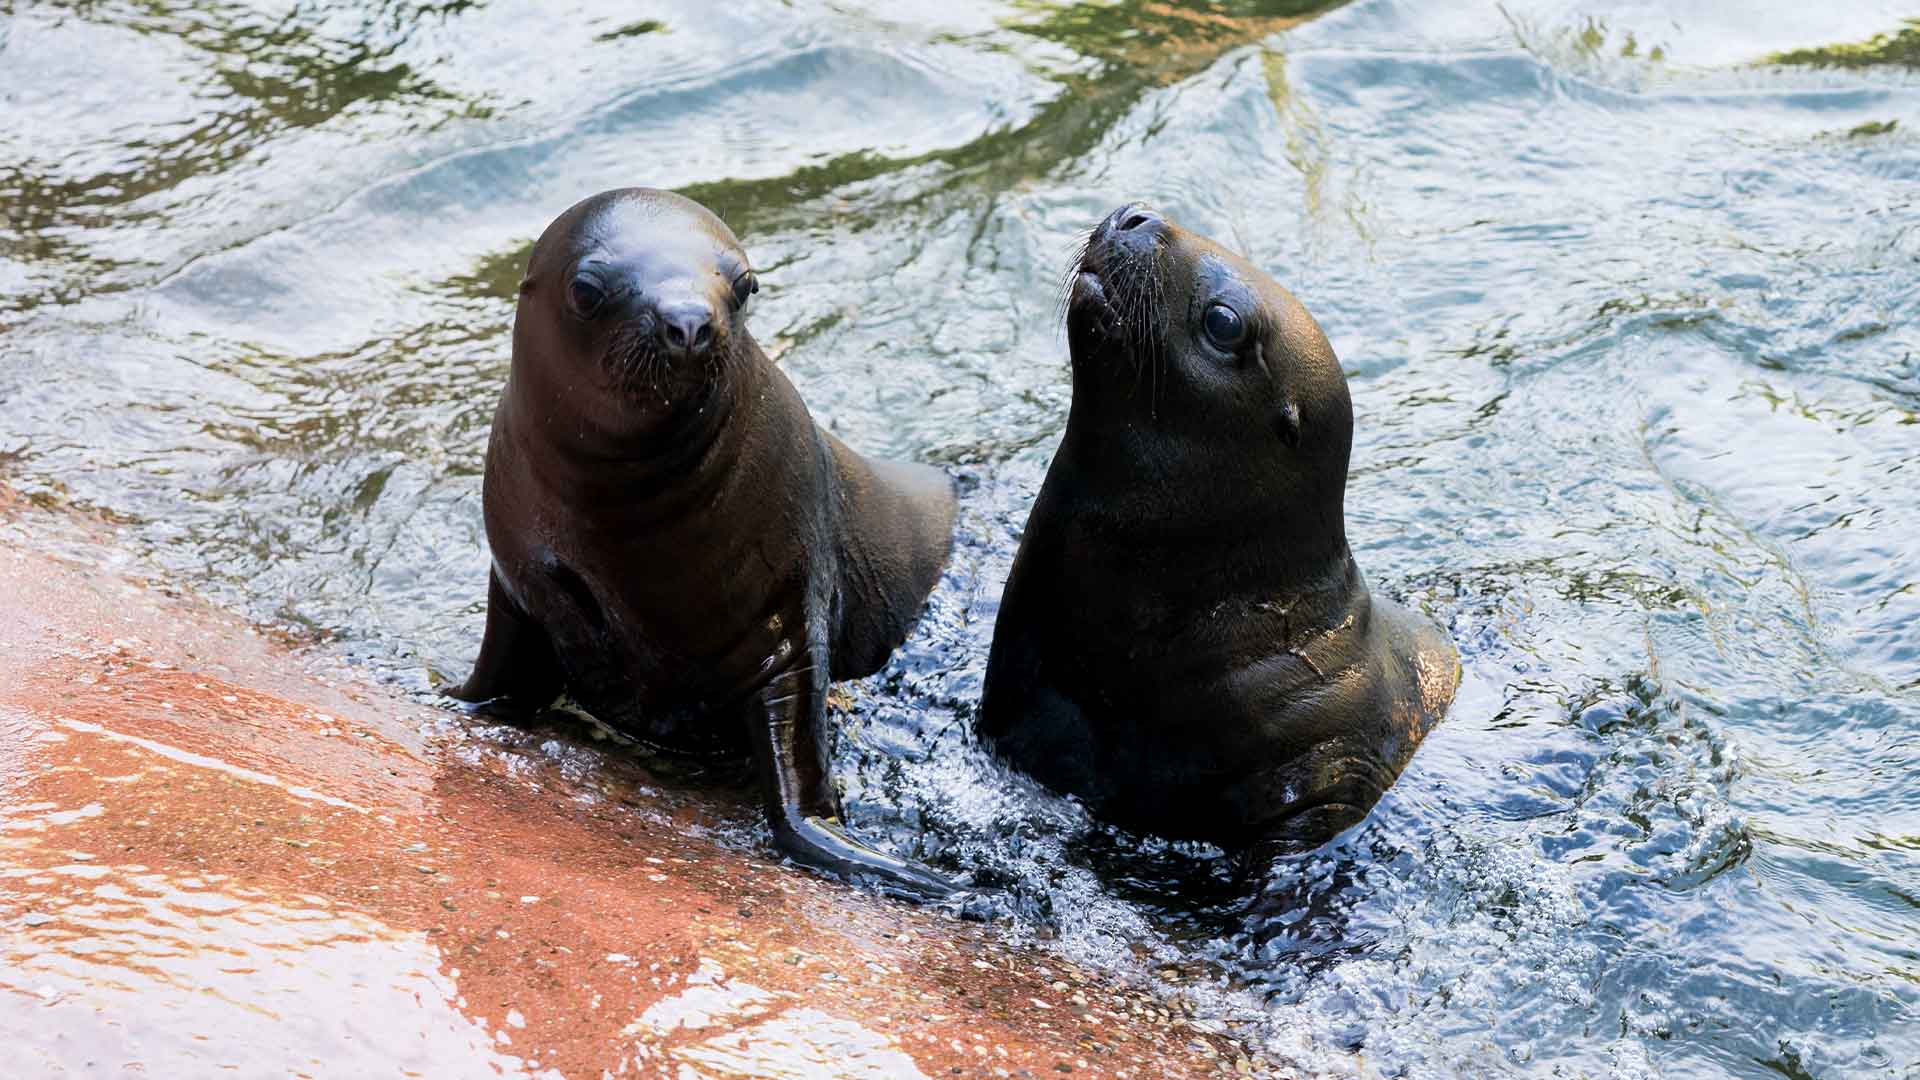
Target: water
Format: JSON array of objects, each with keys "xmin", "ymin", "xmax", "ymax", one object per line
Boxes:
[{"xmin": 3, "ymin": 0, "xmax": 1917, "ymax": 1075}]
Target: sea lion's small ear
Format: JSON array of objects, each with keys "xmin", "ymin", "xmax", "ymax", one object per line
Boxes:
[
  {"xmin": 518, "ymin": 275, "xmax": 536, "ymax": 295},
  {"xmin": 1277, "ymin": 399, "xmax": 1302, "ymax": 448}
]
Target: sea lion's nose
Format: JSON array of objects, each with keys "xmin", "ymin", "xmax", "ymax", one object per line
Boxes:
[
  {"xmin": 1100, "ymin": 203, "xmax": 1165, "ymax": 242},
  {"xmin": 1094, "ymin": 204, "xmax": 1167, "ymax": 262},
  {"xmin": 657, "ymin": 301, "xmax": 714, "ymax": 355}
]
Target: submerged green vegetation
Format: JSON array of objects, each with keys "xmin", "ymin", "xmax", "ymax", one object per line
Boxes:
[
  {"xmin": 458, "ymin": 0, "xmax": 1350, "ymax": 301},
  {"xmin": 593, "ymin": 19, "xmax": 667, "ymax": 42},
  {"xmin": 659, "ymin": 1, "xmax": 1354, "ymax": 234},
  {"xmin": 1767, "ymin": 20, "xmax": 1920, "ymax": 70}
]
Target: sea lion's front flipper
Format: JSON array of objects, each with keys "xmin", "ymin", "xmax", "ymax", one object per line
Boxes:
[
  {"xmin": 747, "ymin": 645, "xmax": 960, "ymax": 902},
  {"xmin": 449, "ymin": 570, "xmax": 564, "ymax": 721}
]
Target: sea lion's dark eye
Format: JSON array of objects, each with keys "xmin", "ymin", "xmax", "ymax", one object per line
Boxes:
[
  {"xmin": 730, "ymin": 271, "xmax": 758, "ymax": 308},
  {"xmin": 568, "ymin": 274, "xmax": 606, "ymax": 319},
  {"xmin": 1202, "ymin": 303, "xmax": 1246, "ymax": 350}
]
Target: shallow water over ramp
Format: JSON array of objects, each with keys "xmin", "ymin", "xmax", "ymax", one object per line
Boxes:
[{"xmin": 0, "ymin": 534, "xmax": 1254, "ymax": 1077}]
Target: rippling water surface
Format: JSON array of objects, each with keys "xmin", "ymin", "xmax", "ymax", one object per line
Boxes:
[{"xmin": 3, "ymin": 1, "xmax": 1916, "ymax": 1075}]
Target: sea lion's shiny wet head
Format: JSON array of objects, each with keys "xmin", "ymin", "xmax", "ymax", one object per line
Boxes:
[
  {"xmin": 1064, "ymin": 202, "xmax": 1354, "ymax": 567},
  {"xmin": 512, "ymin": 188, "xmax": 759, "ymax": 446}
]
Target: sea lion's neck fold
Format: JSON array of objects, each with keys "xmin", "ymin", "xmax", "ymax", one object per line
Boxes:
[
  {"xmin": 513, "ymin": 344, "xmax": 767, "ymax": 506},
  {"xmin": 1051, "ymin": 407, "xmax": 1354, "ymax": 601}
]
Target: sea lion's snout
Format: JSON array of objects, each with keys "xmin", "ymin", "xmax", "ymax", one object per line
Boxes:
[
  {"xmin": 1080, "ymin": 202, "xmax": 1167, "ymax": 276},
  {"xmin": 1095, "ymin": 202, "xmax": 1166, "ymax": 248},
  {"xmin": 585, "ymin": 273, "xmax": 731, "ymax": 399},
  {"xmin": 589, "ymin": 263, "xmax": 722, "ymax": 361},
  {"xmin": 1069, "ymin": 203, "xmax": 1171, "ymax": 351},
  {"xmin": 654, "ymin": 297, "xmax": 716, "ymax": 359},
  {"xmin": 583, "ymin": 261, "xmax": 733, "ymax": 395}
]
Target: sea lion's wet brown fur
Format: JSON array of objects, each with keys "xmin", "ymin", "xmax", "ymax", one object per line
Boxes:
[
  {"xmin": 979, "ymin": 204, "xmax": 1459, "ymax": 861},
  {"xmin": 455, "ymin": 189, "xmax": 957, "ymax": 900}
]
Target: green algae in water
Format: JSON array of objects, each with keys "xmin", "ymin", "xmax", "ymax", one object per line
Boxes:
[
  {"xmin": 594, "ymin": 19, "xmax": 667, "ymax": 43},
  {"xmin": 1767, "ymin": 20, "xmax": 1920, "ymax": 70}
]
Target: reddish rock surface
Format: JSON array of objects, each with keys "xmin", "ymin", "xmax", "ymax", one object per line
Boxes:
[{"xmin": 0, "ymin": 494, "xmax": 1268, "ymax": 1078}]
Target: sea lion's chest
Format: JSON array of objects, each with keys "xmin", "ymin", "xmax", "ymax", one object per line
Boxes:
[
  {"xmin": 490, "ymin": 462, "xmax": 820, "ymax": 755},
  {"xmin": 1012, "ymin": 533, "xmax": 1377, "ymax": 767},
  {"xmin": 523, "ymin": 539, "xmax": 806, "ymax": 726}
]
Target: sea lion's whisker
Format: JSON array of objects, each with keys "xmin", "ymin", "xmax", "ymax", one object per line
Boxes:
[
  {"xmin": 602, "ymin": 323, "xmax": 669, "ymax": 396},
  {"xmin": 1054, "ymin": 232, "xmax": 1094, "ymax": 330}
]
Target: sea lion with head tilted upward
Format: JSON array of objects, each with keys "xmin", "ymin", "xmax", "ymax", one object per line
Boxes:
[
  {"xmin": 979, "ymin": 204, "xmax": 1458, "ymax": 865},
  {"xmin": 453, "ymin": 188, "xmax": 959, "ymax": 900}
]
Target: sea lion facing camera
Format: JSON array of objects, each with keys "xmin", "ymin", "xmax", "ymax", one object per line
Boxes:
[
  {"xmin": 453, "ymin": 188, "xmax": 959, "ymax": 900},
  {"xmin": 979, "ymin": 204, "xmax": 1458, "ymax": 860}
]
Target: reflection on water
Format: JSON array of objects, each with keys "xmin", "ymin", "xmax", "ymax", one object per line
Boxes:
[
  {"xmin": 2, "ymin": 0, "xmax": 1917, "ymax": 1076},
  {"xmin": 630, "ymin": 959, "xmax": 930, "ymax": 1079},
  {"xmin": 0, "ymin": 715, "xmax": 545, "ymax": 1078},
  {"xmin": 2, "ymin": 862, "xmax": 530, "ymax": 1078}
]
